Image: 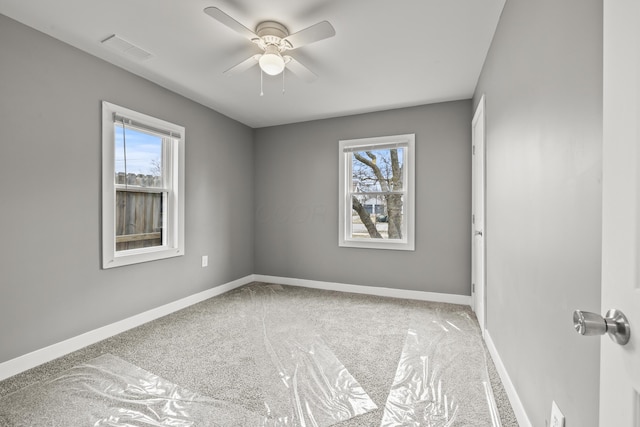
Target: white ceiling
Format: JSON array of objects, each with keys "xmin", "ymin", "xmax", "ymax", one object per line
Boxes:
[{"xmin": 0, "ymin": 0, "xmax": 505, "ymax": 128}]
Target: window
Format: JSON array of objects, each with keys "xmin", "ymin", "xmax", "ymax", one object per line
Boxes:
[
  {"xmin": 102, "ymin": 101, "xmax": 185, "ymax": 268},
  {"xmin": 339, "ymin": 134, "xmax": 415, "ymax": 250}
]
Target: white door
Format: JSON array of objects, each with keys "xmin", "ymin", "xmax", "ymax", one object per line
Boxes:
[
  {"xmin": 472, "ymin": 95, "xmax": 486, "ymax": 334},
  {"xmin": 600, "ymin": 0, "xmax": 640, "ymax": 424}
]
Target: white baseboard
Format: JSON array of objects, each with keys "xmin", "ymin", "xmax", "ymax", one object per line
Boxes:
[
  {"xmin": 0, "ymin": 275, "xmax": 254, "ymax": 382},
  {"xmin": 253, "ymin": 275, "xmax": 472, "ymax": 306},
  {"xmin": 484, "ymin": 329, "xmax": 532, "ymax": 427}
]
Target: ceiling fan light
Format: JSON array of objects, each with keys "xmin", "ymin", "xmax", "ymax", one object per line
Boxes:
[{"xmin": 259, "ymin": 50, "xmax": 285, "ymax": 76}]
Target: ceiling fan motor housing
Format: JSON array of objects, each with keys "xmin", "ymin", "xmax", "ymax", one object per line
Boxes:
[{"xmin": 255, "ymin": 21, "xmax": 291, "ymax": 50}]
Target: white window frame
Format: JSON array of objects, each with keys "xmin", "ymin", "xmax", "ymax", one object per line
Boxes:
[
  {"xmin": 339, "ymin": 134, "xmax": 415, "ymax": 251},
  {"xmin": 101, "ymin": 101, "xmax": 185, "ymax": 268}
]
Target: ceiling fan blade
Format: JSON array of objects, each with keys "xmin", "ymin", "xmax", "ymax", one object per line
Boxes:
[
  {"xmin": 283, "ymin": 21, "xmax": 335, "ymax": 49},
  {"xmin": 284, "ymin": 56, "xmax": 318, "ymax": 83},
  {"xmin": 224, "ymin": 54, "xmax": 261, "ymax": 75},
  {"xmin": 204, "ymin": 7, "xmax": 259, "ymax": 41}
]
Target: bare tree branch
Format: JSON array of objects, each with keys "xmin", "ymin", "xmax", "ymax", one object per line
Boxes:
[
  {"xmin": 351, "ymin": 147, "xmax": 404, "ymax": 239},
  {"xmin": 354, "ymin": 152, "xmax": 390, "ymax": 192},
  {"xmin": 352, "ymin": 196, "xmax": 382, "ymax": 238}
]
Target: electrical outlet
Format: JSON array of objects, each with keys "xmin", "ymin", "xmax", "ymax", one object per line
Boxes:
[
  {"xmin": 550, "ymin": 401, "xmax": 565, "ymax": 427},
  {"xmin": 201, "ymin": 255, "xmax": 208, "ymax": 267}
]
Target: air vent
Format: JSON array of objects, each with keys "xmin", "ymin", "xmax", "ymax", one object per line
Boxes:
[{"xmin": 101, "ymin": 35, "xmax": 152, "ymax": 60}]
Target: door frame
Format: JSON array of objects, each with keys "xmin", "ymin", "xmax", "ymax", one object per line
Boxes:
[{"xmin": 472, "ymin": 95, "xmax": 487, "ymax": 334}]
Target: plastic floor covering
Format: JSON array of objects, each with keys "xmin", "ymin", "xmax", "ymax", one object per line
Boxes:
[{"xmin": 0, "ymin": 284, "xmax": 503, "ymax": 426}]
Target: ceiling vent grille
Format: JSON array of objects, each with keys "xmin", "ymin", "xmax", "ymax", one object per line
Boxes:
[{"xmin": 101, "ymin": 35, "xmax": 152, "ymax": 60}]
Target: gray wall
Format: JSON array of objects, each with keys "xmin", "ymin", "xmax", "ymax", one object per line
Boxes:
[
  {"xmin": 253, "ymin": 101, "xmax": 472, "ymax": 294},
  {"xmin": 473, "ymin": 1, "xmax": 602, "ymax": 425},
  {"xmin": 0, "ymin": 15, "xmax": 254, "ymax": 363}
]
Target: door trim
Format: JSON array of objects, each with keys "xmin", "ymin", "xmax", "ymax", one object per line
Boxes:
[{"xmin": 472, "ymin": 95, "xmax": 487, "ymax": 334}]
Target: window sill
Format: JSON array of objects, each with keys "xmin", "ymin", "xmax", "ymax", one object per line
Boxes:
[{"xmin": 339, "ymin": 238, "xmax": 414, "ymax": 251}]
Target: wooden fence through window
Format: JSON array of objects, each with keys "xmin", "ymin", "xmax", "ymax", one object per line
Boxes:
[{"xmin": 115, "ymin": 173, "xmax": 163, "ymax": 251}]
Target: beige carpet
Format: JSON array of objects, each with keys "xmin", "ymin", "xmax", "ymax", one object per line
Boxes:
[{"xmin": 0, "ymin": 282, "xmax": 518, "ymax": 426}]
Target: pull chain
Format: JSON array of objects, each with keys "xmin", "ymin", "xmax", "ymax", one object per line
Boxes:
[
  {"xmin": 259, "ymin": 68, "xmax": 286, "ymax": 96},
  {"xmin": 260, "ymin": 69, "xmax": 264, "ymax": 96}
]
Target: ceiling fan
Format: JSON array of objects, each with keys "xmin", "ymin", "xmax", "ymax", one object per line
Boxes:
[{"xmin": 204, "ymin": 7, "xmax": 335, "ymax": 83}]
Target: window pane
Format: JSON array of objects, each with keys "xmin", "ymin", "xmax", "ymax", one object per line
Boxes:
[
  {"xmin": 339, "ymin": 134, "xmax": 414, "ymax": 251},
  {"xmin": 115, "ymin": 125, "xmax": 163, "ymax": 188},
  {"xmin": 115, "ymin": 190, "xmax": 165, "ymax": 252},
  {"xmin": 103, "ymin": 102, "xmax": 185, "ymax": 268},
  {"xmin": 351, "ymin": 148, "xmax": 404, "ymax": 193},
  {"xmin": 350, "ymin": 194, "xmax": 404, "ymax": 240}
]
